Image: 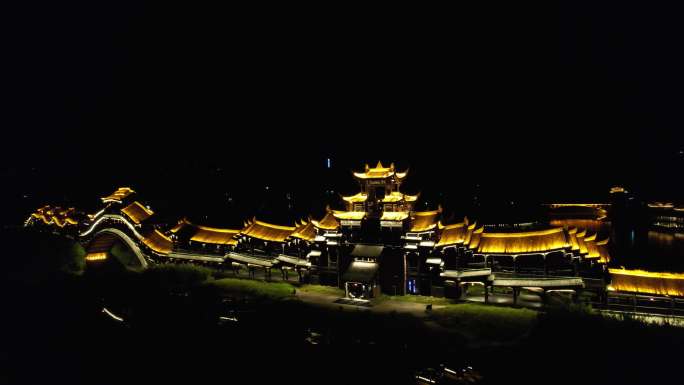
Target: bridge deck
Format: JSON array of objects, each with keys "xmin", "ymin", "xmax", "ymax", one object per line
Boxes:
[{"xmin": 490, "ymin": 274, "xmax": 584, "ymax": 288}]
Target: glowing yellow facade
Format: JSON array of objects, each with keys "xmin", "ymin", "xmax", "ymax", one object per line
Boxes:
[
  {"xmin": 171, "ymin": 219, "xmax": 240, "ymax": 246},
  {"xmin": 342, "ymin": 193, "xmax": 368, "ymax": 203},
  {"xmin": 85, "ymin": 252, "xmax": 107, "ymax": 261},
  {"xmin": 332, "ymin": 211, "xmax": 367, "ymax": 220},
  {"xmin": 435, "ymin": 221, "xmax": 467, "ymax": 247},
  {"xmin": 409, "ymin": 208, "xmax": 442, "ymax": 232},
  {"xmin": 380, "ymin": 212, "xmax": 409, "ymax": 221},
  {"xmin": 241, "ymin": 218, "xmax": 296, "ymax": 243},
  {"xmin": 609, "ymin": 268, "xmax": 684, "ymax": 297},
  {"xmin": 648, "ymin": 202, "xmax": 674, "ymax": 209},
  {"xmin": 352, "ymin": 161, "xmax": 407, "ymax": 180},
  {"xmin": 30, "ymin": 206, "xmax": 79, "ymax": 227},
  {"xmin": 340, "ymin": 161, "xmax": 417, "ymax": 223},
  {"xmin": 437, "ymin": 225, "xmax": 576, "ymax": 254},
  {"xmin": 290, "ymin": 220, "xmax": 317, "ymax": 242},
  {"xmin": 311, "ymin": 208, "xmax": 340, "ymax": 230},
  {"xmin": 380, "ymin": 191, "xmax": 418, "ymax": 203},
  {"xmin": 477, "ymin": 228, "xmax": 568, "ymax": 254},
  {"xmin": 121, "ymin": 201, "xmax": 154, "ymax": 224},
  {"xmin": 142, "ymin": 229, "xmax": 173, "ymax": 254},
  {"xmin": 102, "ymin": 187, "xmax": 135, "ymax": 203}
]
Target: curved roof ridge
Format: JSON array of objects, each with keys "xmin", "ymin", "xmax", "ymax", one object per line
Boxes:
[
  {"xmin": 481, "ymin": 227, "xmax": 564, "ymax": 238},
  {"xmin": 253, "ymin": 218, "xmax": 296, "ymax": 231}
]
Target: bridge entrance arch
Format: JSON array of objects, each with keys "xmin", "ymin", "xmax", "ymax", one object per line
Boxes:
[{"xmin": 84, "ymin": 228, "xmax": 149, "ymax": 271}]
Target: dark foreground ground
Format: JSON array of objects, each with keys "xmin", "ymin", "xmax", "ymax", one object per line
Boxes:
[{"xmin": 2, "ymin": 228, "xmax": 684, "ymax": 385}]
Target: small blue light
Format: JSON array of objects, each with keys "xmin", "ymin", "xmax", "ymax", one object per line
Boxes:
[{"xmin": 326, "ymin": 158, "xmax": 331, "ymax": 169}]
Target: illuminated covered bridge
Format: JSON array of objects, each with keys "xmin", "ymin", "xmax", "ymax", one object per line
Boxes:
[{"xmin": 25, "ymin": 163, "xmax": 624, "ymax": 301}]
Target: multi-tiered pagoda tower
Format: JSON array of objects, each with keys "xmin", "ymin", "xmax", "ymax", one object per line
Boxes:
[{"xmin": 334, "ymin": 161, "xmax": 418, "ymax": 230}]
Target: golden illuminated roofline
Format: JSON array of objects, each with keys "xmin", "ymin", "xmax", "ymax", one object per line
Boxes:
[
  {"xmin": 648, "ymin": 202, "xmax": 674, "ymax": 209},
  {"xmin": 583, "ymin": 233, "xmax": 597, "ymax": 242},
  {"xmin": 380, "ymin": 211, "xmax": 409, "ymax": 221},
  {"xmin": 342, "ymin": 193, "xmax": 368, "ymax": 203},
  {"xmin": 332, "ymin": 211, "xmax": 366, "ymax": 220},
  {"xmin": 352, "ymin": 161, "xmax": 408, "ymax": 180},
  {"xmin": 192, "ymin": 223, "xmax": 241, "ymax": 234},
  {"xmin": 311, "ymin": 208, "xmax": 340, "ymax": 230},
  {"xmin": 102, "ymin": 187, "xmax": 135, "ymax": 203},
  {"xmin": 154, "ymin": 229, "xmax": 172, "ymax": 242},
  {"xmin": 413, "ymin": 206, "xmax": 442, "ymax": 217},
  {"xmin": 609, "ymin": 268, "xmax": 684, "ymax": 279},
  {"xmin": 480, "ymin": 227, "xmax": 564, "ymax": 238},
  {"xmin": 595, "ymin": 238, "xmax": 609, "ymax": 246},
  {"xmin": 438, "ymin": 220, "xmax": 466, "ymax": 230},
  {"xmin": 250, "ymin": 218, "xmax": 296, "ymax": 231},
  {"xmin": 410, "ymin": 207, "xmax": 442, "ymax": 231},
  {"xmin": 122, "ymin": 201, "xmax": 154, "ymax": 219}
]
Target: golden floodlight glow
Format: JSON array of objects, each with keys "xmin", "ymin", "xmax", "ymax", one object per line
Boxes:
[
  {"xmin": 648, "ymin": 202, "xmax": 674, "ymax": 209},
  {"xmin": 410, "ymin": 208, "xmax": 442, "ymax": 232},
  {"xmin": 142, "ymin": 230, "xmax": 173, "ymax": 255},
  {"xmin": 173, "ymin": 218, "xmax": 241, "ymax": 245},
  {"xmin": 241, "ymin": 218, "xmax": 297, "ymax": 243},
  {"xmin": 290, "ymin": 220, "xmax": 317, "ymax": 242},
  {"xmin": 478, "ymin": 228, "xmax": 568, "ymax": 254},
  {"xmin": 380, "ymin": 211, "xmax": 409, "ymax": 221},
  {"xmin": 86, "ymin": 252, "xmax": 107, "ymax": 261},
  {"xmin": 609, "ymin": 268, "xmax": 684, "ymax": 297},
  {"xmin": 311, "ymin": 208, "xmax": 340, "ymax": 230},
  {"xmin": 101, "ymin": 187, "xmax": 135, "ymax": 203},
  {"xmin": 332, "ymin": 211, "xmax": 366, "ymax": 220},
  {"xmin": 342, "ymin": 192, "xmax": 368, "ymax": 203},
  {"xmin": 121, "ymin": 201, "xmax": 154, "ymax": 224},
  {"xmin": 435, "ymin": 221, "xmax": 467, "ymax": 247},
  {"xmin": 30, "ymin": 206, "xmax": 79, "ymax": 228},
  {"xmin": 352, "ymin": 161, "xmax": 408, "ymax": 179},
  {"xmin": 609, "ymin": 268, "xmax": 684, "ymax": 279}
]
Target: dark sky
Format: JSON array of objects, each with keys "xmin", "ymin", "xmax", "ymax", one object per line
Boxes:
[{"xmin": 4, "ymin": 2, "xmax": 684, "ymax": 225}]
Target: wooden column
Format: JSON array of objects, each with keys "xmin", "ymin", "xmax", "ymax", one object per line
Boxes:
[
  {"xmin": 513, "ymin": 287, "xmax": 519, "ymax": 306},
  {"xmin": 513, "ymin": 256, "xmax": 518, "ymax": 274}
]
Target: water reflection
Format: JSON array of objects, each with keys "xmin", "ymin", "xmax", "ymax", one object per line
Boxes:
[
  {"xmin": 550, "ymin": 218, "xmax": 684, "ymax": 272},
  {"xmin": 549, "ymin": 219, "xmax": 611, "ymax": 234}
]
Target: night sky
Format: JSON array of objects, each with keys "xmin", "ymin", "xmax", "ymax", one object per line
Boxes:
[{"xmin": 4, "ymin": 2, "xmax": 684, "ymax": 226}]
